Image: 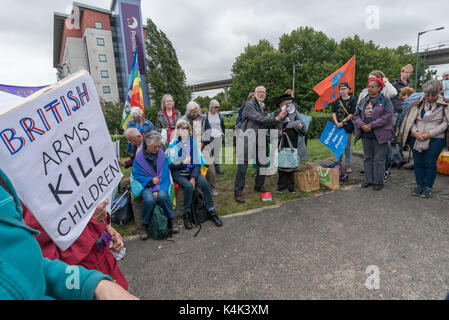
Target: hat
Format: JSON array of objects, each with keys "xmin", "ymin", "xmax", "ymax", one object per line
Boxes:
[
  {"xmin": 442, "ymin": 71, "xmax": 449, "ymax": 77},
  {"xmin": 276, "ymin": 94, "xmax": 294, "ymax": 107},
  {"xmin": 367, "ymin": 77, "xmax": 384, "ymax": 91},
  {"xmin": 339, "ymin": 82, "xmax": 351, "ymax": 90}
]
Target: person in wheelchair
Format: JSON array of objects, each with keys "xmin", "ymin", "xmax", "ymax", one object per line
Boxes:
[
  {"xmin": 131, "ymin": 131, "xmax": 179, "ymax": 240},
  {"xmin": 167, "ymin": 120, "xmax": 223, "ymax": 230}
]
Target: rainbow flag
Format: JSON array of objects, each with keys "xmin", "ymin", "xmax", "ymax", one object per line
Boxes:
[{"xmin": 121, "ymin": 50, "xmax": 145, "ymax": 130}]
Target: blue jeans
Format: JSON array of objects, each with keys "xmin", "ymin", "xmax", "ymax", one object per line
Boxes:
[
  {"xmin": 175, "ymin": 175, "xmax": 214, "ymax": 213},
  {"xmin": 411, "ymin": 138, "xmax": 446, "ymax": 189},
  {"xmin": 337, "ymin": 132, "xmax": 352, "ymax": 166},
  {"xmin": 141, "ymin": 189, "xmax": 175, "ymax": 225}
]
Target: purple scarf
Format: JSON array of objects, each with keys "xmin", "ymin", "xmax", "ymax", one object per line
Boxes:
[{"xmin": 135, "ymin": 148, "xmax": 166, "ymax": 192}]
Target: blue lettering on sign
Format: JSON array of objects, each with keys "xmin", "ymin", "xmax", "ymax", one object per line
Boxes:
[{"xmin": 332, "ymin": 72, "xmax": 345, "ymax": 90}]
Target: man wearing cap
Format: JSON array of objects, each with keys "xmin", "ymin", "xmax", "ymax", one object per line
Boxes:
[
  {"xmin": 353, "ymin": 78, "xmax": 394, "ymax": 191},
  {"xmin": 273, "ymin": 94, "xmax": 305, "ymax": 193},
  {"xmin": 331, "ymin": 82, "xmax": 357, "ymax": 173}
]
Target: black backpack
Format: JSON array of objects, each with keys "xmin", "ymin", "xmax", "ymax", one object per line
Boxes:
[
  {"xmin": 190, "ymin": 188, "xmax": 210, "ymax": 237},
  {"xmin": 111, "ymin": 189, "xmax": 134, "ymax": 227}
]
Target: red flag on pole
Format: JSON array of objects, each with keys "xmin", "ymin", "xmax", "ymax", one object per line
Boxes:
[{"xmin": 313, "ymin": 56, "xmax": 356, "ymax": 111}]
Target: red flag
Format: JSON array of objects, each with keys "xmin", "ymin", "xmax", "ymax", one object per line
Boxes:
[{"xmin": 313, "ymin": 56, "xmax": 356, "ymax": 111}]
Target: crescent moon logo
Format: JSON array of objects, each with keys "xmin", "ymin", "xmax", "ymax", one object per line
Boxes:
[{"xmin": 127, "ymin": 17, "xmax": 138, "ymax": 29}]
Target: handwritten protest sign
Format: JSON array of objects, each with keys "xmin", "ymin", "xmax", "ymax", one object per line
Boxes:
[
  {"xmin": 319, "ymin": 121, "xmax": 347, "ymax": 160},
  {"xmin": 0, "ymin": 70, "xmax": 122, "ymax": 251}
]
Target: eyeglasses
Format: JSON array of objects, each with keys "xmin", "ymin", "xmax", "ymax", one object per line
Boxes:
[{"xmin": 149, "ymin": 144, "xmax": 161, "ymax": 149}]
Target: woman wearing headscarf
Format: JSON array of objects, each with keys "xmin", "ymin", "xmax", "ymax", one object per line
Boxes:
[
  {"xmin": 398, "ymin": 80, "xmax": 449, "ymax": 198},
  {"xmin": 353, "ymin": 77, "xmax": 395, "ymax": 191}
]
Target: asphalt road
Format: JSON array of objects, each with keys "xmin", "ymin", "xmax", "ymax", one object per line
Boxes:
[{"xmin": 119, "ymin": 165, "xmax": 449, "ymax": 300}]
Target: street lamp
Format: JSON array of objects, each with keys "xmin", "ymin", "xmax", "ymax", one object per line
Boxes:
[
  {"xmin": 292, "ymin": 63, "xmax": 301, "ymax": 96},
  {"xmin": 415, "ymin": 26, "xmax": 444, "ymax": 90}
]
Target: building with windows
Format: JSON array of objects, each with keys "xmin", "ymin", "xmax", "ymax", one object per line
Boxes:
[{"xmin": 53, "ymin": 0, "xmax": 150, "ymax": 105}]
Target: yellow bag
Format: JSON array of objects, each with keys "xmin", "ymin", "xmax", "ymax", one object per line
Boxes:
[
  {"xmin": 437, "ymin": 151, "xmax": 449, "ymax": 176},
  {"xmin": 201, "ymin": 165, "xmax": 208, "ymax": 177}
]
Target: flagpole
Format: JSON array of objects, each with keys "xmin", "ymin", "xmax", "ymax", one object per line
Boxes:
[{"xmin": 353, "ymin": 55, "xmax": 356, "ymax": 96}]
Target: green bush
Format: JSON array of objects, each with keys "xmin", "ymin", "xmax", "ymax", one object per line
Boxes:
[{"xmin": 307, "ymin": 113, "xmax": 334, "ymax": 139}]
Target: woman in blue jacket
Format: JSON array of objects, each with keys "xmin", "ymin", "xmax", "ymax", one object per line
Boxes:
[{"xmin": 0, "ymin": 169, "xmax": 138, "ymax": 300}]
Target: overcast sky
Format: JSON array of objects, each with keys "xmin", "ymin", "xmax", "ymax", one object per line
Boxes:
[{"xmin": 0, "ymin": 0, "xmax": 448, "ymax": 97}]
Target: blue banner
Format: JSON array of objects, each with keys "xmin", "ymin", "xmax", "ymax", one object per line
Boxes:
[
  {"xmin": 319, "ymin": 121, "xmax": 347, "ymax": 160},
  {"xmin": 0, "ymin": 84, "xmax": 48, "ymax": 97}
]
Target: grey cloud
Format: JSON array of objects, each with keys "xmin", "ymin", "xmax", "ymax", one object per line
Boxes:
[{"xmin": 0, "ymin": 0, "xmax": 448, "ymax": 87}]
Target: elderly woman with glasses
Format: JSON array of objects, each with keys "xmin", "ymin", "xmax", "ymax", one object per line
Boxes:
[
  {"xmin": 131, "ymin": 131, "xmax": 179, "ymax": 240},
  {"xmin": 398, "ymin": 80, "xmax": 449, "ymax": 198},
  {"xmin": 167, "ymin": 120, "xmax": 222, "ymax": 230},
  {"xmin": 126, "ymin": 107, "xmax": 155, "ymax": 134},
  {"xmin": 353, "ymin": 77, "xmax": 395, "ymax": 191}
]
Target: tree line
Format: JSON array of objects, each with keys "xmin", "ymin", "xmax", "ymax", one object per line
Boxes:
[{"xmin": 104, "ymin": 21, "xmax": 434, "ymax": 134}]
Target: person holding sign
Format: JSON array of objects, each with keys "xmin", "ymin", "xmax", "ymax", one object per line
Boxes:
[
  {"xmin": 0, "ymin": 169, "xmax": 138, "ymax": 300},
  {"xmin": 22, "ymin": 200, "xmax": 128, "ymax": 290},
  {"xmin": 353, "ymin": 78, "xmax": 394, "ymax": 191},
  {"xmin": 332, "ymin": 82, "xmax": 357, "ymax": 173}
]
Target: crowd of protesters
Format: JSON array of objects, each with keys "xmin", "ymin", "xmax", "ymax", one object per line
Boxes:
[{"xmin": 2, "ymin": 61, "xmax": 449, "ymax": 300}]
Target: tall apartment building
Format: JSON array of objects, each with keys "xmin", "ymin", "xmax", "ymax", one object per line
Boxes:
[{"xmin": 53, "ymin": 0, "xmax": 150, "ymax": 105}]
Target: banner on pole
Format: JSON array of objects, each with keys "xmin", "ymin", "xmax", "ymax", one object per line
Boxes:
[{"xmin": 0, "ymin": 70, "xmax": 122, "ymax": 251}]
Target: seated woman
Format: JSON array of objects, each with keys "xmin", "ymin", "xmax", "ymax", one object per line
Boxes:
[
  {"xmin": 167, "ymin": 120, "xmax": 223, "ymax": 230},
  {"xmin": 131, "ymin": 131, "xmax": 179, "ymax": 240},
  {"xmin": 22, "ymin": 200, "xmax": 129, "ymax": 290}
]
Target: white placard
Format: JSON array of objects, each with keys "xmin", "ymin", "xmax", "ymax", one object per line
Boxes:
[{"xmin": 0, "ymin": 70, "xmax": 122, "ymax": 251}]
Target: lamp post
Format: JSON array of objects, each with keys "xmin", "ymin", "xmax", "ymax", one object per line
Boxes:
[
  {"xmin": 292, "ymin": 63, "xmax": 301, "ymax": 96},
  {"xmin": 415, "ymin": 27, "xmax": 444, "ymax": 90}
]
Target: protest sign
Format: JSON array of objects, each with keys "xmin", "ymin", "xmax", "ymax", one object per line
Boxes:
[
  {"xmin": 443, "ymin": 80, "xmax": 449, "ymax": 99},
  {"xmin": 0, "ymin": 70, "xmax": 122, "ymax": 251},
  {"xmin": 319, "ymin": 121, "xmax": 347, "ymax": 160}
]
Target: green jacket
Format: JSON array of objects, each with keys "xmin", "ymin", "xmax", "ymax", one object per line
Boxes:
[{"xmin": 0, "ymin": 169, "xmax": 112, "ymax": 300}]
